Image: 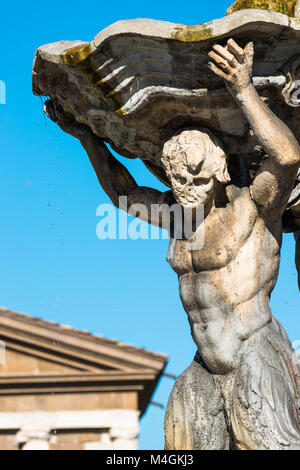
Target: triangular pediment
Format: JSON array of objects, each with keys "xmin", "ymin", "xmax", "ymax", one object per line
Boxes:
[{"xmin": 0, "ymin": 346, "xmax": 81, "ymax": 375}]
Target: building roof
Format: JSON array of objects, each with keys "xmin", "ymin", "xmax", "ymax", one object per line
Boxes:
[
  {"xmin": 0, "ymin": 308, "xmax": 168, "ymax": 415},
  {"xmin": 0, "ymin": 308, "xmax": 167, "ymax": 359}
]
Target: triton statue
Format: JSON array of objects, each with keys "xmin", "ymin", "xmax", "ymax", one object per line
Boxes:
[{"xmin": 33, "ymin": 4, "xmax": 300, "ymax": 450}]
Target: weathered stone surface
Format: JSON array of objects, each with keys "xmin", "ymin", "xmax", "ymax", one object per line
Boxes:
[{"xmin": 165, "ymin": 318, "xmax": 300, "ymax": 450}]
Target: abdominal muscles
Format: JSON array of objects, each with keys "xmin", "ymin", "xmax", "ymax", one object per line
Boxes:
[{"xmin": 178, "ymin": 251, "xmax": 276, "ymax": 375}]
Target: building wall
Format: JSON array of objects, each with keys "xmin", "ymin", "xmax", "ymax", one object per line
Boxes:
[
  {"xmin": 50, "ymin": 430, "xmax": 104, "ymax": 451},
  {"xmin": 0, "ymin": 410, "xmax": 140, "ymax": 450},
  {"xmin": 0, "ymin": 391, "xmax": 138, "ymax": 413},
  {"xmin": 0, "ymin": 392, "xmax": 139, "ymax": 449},
  {"xmin": 0, "ymin": 432, "xmax": 18, "ymax": 450}
]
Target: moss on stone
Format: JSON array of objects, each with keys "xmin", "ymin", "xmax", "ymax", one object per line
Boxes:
[
  {"xmin": 171, "ymin": 24, "xmax": 213, "ymax": 42},
  {"xmin": 227, "ymin": 0, "xmax": 297, "ymax": 16},
  {"xmin": 62, "ymin": 44, "xmax": 92, "ymax": 66}
]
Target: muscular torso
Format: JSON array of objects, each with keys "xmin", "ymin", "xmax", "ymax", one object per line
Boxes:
[{"xmin": 167, "ymin": 186, "xmax": 282, "ymax": 374}]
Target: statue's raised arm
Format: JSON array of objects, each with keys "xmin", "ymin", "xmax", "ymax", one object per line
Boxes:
[{"xmin": 209, "ymin": 39, "xmax": 300, "ymax": 219}]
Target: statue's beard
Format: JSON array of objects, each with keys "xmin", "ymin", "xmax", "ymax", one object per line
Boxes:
[{"xmin": 173, "ymin": 183, "xmax": 215, "ymax": 209}]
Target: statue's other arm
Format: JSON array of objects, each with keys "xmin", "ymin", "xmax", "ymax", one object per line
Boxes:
[
  {"xmin": 44, "ymin": 100, "xmax": 171, "ymax": 228},
  {"xmin": 208, "ymin": 39, "xmax": 300, "ymax": 218}
]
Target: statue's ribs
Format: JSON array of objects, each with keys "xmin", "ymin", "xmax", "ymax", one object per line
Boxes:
[{"xmin": 33, "ymin": 11, "xmax": 300, "ymax": 197}]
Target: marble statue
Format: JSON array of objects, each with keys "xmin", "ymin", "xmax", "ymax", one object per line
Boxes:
[{"xmin": 33, "ymin": 3, "xmax": 300, "ymax": 450}]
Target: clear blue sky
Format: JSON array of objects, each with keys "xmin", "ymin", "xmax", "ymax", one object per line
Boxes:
[{"xmin": 0, "ymin": 0, "xmax": 299, "ymax": 450}]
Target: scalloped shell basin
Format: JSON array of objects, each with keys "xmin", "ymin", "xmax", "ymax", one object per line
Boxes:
[{"xmin": 33, "ymin": 9, "xmax": 300, "ymax": 181}]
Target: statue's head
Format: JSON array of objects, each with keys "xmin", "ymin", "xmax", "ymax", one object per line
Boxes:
[{"xmin": 162, "ymin": 128, "xmax": 230, "ymax": 207}]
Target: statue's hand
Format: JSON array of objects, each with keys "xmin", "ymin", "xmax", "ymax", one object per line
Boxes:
[
  {"xmin": 208, "ymin": 39, "xmax": 254, "ymax": 94},
  {"xmin": 44, "ymin": 99, "xmax": 90, "ymax": 140}
]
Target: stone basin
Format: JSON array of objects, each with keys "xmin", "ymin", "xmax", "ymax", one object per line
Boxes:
[{"xmin": 33, "ymin": 9, "xmax": 300, "ymax": 202}]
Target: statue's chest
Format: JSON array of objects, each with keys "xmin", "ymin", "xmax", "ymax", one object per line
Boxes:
[{"xmin": 167, "ymin": 192, "xmax": 257, "ymax": 275}]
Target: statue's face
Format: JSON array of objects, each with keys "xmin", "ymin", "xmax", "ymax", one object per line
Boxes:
[
  {"xmin": 162, "ymin": 129, "xmax": 230, "ymax": 208},
  {"xmin": 169, "ymin": 146, "xmax": 218, "ymax": 208}
]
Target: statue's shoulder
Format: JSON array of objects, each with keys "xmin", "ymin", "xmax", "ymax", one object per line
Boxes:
[
  {"xmin": 226, "ymin": 184, "xmax": 259, "ymax": 219},
  {"xmin": 226, "ymin": 184, "xmax": 252, "ymax": 203}
]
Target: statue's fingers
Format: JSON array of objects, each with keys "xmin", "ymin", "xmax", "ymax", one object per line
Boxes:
[
  {"xmin": 245, "ymin": 41, "xmax": 254, "ymax": 56},
  {"xmin": 208, "ymin": 51, "xmax": 232, "ymax": 73},
  {"xmin": 212, "ymin": 44, "xmax": 237, "ymax": 67},
  {"xmin": 208, "ymin": 62, "xmax": 228, "ymax": 80},
  {"xmin": 227, "ymin": 38, "xmax": 244, "ymax": 63},
  {"xmin": 245, "ymin": 41, "xmax": 254, "ymax": 69}
]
